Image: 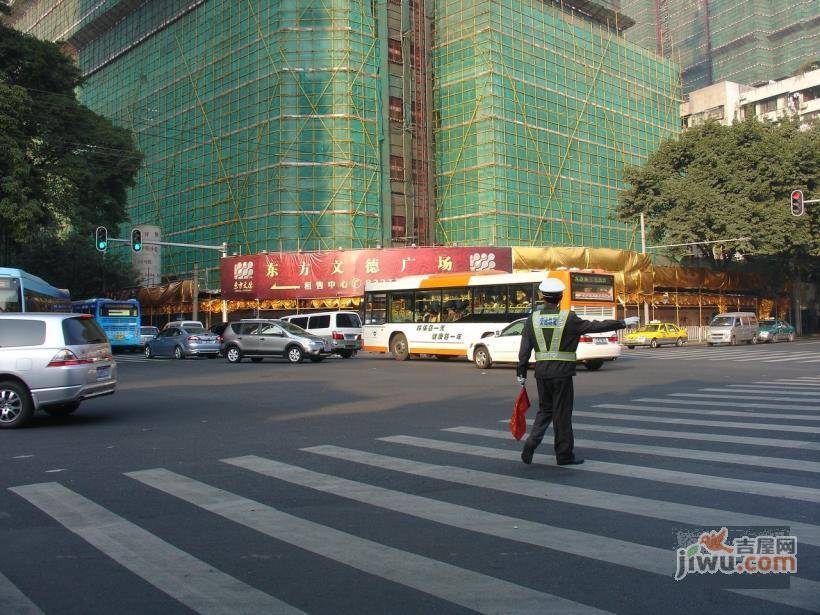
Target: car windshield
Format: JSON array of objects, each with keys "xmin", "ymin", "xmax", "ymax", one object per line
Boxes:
[
  {"xmin": 760, "ymin": 320, "xmax": 776, "ymax": 327},
  {"xmin": 710, "ymin": 317, "xmax": 735, "ymax": 326},
  {"xmin": 637, "ymin": 324, "xmax": 662, "ymax": 332},
  {"xmin": 183, "ymin": 326, "xmax": 208, "ymax": 334}
]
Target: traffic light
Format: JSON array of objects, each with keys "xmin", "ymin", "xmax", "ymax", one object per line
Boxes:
[
  {"xmin": 791, "ymin": 190, "xmax": 804, "ymax": 217},
  {"xmin": 131, "ymin": 228, "xmax": 143, "ymax": 252},
  {"xmin": 95, "ymin": 226, "xmax": 108, "ymax": 252}
]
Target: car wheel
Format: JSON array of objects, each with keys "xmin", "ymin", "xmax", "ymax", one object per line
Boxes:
[
  {"xmin": 584, "ymin": 360, "xmax": 604, "ymax": 371},
  {"xmin": 649, "ymin": 338, "xmax": 658, "ymax": 348},
  {"xmin": 749, "ymin": 335, "xmax": 758, "ymax": 345},
  {"xmin": 788, "ymin": 332, "xmax": 795, "ymax": 342},
  {"xmin": 286, "ymin": 345, "xmax": 304, "ymax": 364},
  {"xmin": 43, "ymin": 401, "xmax": 81, "ymax": 417},
  {"xmin": 706, "ymin": 342, "xmax": 714, "ymax": 347},
  {"xmin": 309, "ymin": 357, "xmax": 324, "ymax": 363},
  {"xmin": 338, "ymin": 350, "xmax": 354, "ymax": 359},
  {"xmin": 390, "ymin": 333, "xmax": 410, "ymax": 361},
  {"xmin": 626, "ymin": 345, "xmax": 635, "ymax": 349},
  {"xmin": 144, "ymin": 345, "xmax": 154, "ymax": 359},
  {"xmin": 473, "ymin": 345, "xmax": 492, "ymax": 369},
  {"xmin": 225, "ymin": 346, "xmax": 243, "ymax": 363},
  {"xmin": 0, "ymin": 381, "xmax": 34, "ymax": 429},
  {"xmin": 251, "ymin": 357, "xmax": 263, "ymax": 363},
  {"xmin": 174, "ymin": 346, "xmax": 184, "ymax": 360},
  {"xmin": 675, "ymin": 337, "xmax": 684, "ymax": 347}
]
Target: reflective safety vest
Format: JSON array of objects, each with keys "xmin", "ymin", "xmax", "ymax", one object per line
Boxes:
[{"xmin": 531, "ymin": 309, "xmax": 576, "ymax": 362}]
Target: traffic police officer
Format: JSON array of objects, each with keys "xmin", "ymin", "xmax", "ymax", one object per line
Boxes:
[{"xmin": 517, "ymin": 278, "xmax": 639, "ymax": 465}]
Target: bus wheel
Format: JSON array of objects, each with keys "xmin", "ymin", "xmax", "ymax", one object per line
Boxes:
[
  {"xmin": 390, "ymin": 333, "xmax": 410, "ymax": 361},
  {"xmin": 473, "ymin": 346, "xmax": 492, "ymax": 370}
]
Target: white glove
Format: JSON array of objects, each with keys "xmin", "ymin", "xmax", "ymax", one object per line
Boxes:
[
  {"xmin": 623, "ymin": 316, "xmax": 640, "ymax": 327},
  {"xmin": 516, "ymin": 376, "xmax": 526, "ymax": 386}
]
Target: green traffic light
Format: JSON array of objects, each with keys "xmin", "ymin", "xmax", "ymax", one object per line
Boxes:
[{"xmin": 98, "ymin": 241, "xmax": 106, "ymax": 250}]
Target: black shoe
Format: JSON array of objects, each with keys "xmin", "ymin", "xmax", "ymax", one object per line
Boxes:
[
  {"xmin": 557, "ymin": 457, "xmax": 584, "ymax": 466},
  {"xmin": 521, "ymin": 444, "xmax": 535, "ymax": 465}
]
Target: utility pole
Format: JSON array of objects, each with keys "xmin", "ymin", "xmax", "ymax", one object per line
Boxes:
[
  {"xmin": 640, "ymin": 213, "xmax": 650, "ymax": 325},
  {"xmin": 192, "ymin": 262, "xmax": 199, "ymax": 323}
]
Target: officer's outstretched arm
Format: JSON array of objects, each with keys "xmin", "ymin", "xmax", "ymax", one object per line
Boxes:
[
  {"xmin": 517, "ymin": 319, "xmax": 533, "ymax": 378},
  {"xmin": 570, "ymin": 312, "xmax": 626, "ymax": 334}
]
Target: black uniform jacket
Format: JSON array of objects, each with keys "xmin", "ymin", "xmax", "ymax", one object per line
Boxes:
[{"xmin": 517, "ymin": 303, "xmax": 626, "ymax": 379}]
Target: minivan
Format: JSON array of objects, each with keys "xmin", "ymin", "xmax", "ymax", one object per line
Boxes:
[
  {"xmin": 0, "ymin": 313, "xmax": 117, "ymax": 428},
  {"xmin": 221, "ymin": 319, "xmax": 332, "ymax": 363},
  {"xmin": 705, "ymin": 312, "xmax": 759, "ymax": 346},
  {"xmin": 280, "ymin": 311, "xmax": 362, "ymax": 358}
]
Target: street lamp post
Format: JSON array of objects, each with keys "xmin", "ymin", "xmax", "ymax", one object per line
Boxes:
[{"xmin": 640, "ymin": 213, "xmax": 649, "ymax": 324}]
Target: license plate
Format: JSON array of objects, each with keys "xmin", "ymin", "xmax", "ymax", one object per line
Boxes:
[
  {"xmin": 595, "ymin": 338, "xmax": 608, "ymax": 345},
  {"xmin": 115, "ymin": 333, "xmax": 124, "ymax": 340},
  {"xmin": 96, "ymin": 366, "xmax": 111, "ymax": 381}
]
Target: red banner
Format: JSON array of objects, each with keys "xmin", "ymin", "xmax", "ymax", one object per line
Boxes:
[{"xmin": 222, "ymin": 247, "xmax": 513, "ymax": 299}]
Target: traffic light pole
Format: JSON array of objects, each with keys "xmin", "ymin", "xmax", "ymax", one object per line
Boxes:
[{"xmin": 104, "ymin": 238, "xmax": 229, "ymax": 321}]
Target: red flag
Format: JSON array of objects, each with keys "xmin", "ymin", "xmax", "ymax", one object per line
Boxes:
[{"xmin": 509, "ymin": 387, "xmax": 530, "ymax": 440}]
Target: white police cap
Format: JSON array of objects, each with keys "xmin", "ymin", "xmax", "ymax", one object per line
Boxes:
[{"xmin": 538, "ymin": 278, "xmax": 566, "ymax": 294}]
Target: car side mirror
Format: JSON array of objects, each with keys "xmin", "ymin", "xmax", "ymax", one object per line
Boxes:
[{"xmin": 494, "ymin": 330, "xmax": 501, "ymax": 336}]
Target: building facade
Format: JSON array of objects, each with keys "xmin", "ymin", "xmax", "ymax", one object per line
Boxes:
[
  {"xmin": 7, "ymin": 0, "xmax": 680, "ymax": 286},
  {"xmin": 622, "ymin": 0, "xmax": 820, "ymax": 93},
  {"xmin": 433, "ymin": 0, "xmax": 681, "ymax": 248},
  {"xmin": 680, "ymin": 68, "xmax": 820, "ymax": 128}
]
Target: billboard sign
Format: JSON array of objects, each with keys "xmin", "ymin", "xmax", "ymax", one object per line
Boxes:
[{"xmin": 222, "ymin": 247, "xmax": 512, "ymax": 300}]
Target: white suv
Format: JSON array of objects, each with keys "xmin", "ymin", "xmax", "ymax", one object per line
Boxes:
[
  {"xmin": 0, "ymin": 313, "xmax": 117, "ymax": 428},
  {"xmin": 280, "ymin": 311, "xmax": 362, "ymax": 358}
]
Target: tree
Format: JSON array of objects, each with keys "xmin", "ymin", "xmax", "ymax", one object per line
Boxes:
[
  {"xmin": 0, "ymin": 23, "xmax": 143, "ymax": 294},
  {"xmin": 618, "ymin": 118, "xmax": 819, "ymax": 275}
]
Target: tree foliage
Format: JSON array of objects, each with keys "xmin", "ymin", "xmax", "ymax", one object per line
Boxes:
[
  {"xmin": 0, "ymin": 23, "xmax": 142, "ymax": 293},
  {"xmin": 618, "ymin": 118, "xmax": 819, "ymax": 269}
]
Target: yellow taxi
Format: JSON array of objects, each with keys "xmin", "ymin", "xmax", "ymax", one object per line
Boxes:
[{"xmin": 623, "ymin": 321, "xmax": 688, "ymax": 349}]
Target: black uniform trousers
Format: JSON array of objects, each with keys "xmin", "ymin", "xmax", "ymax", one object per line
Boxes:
[{"xmin": 525, "ymin": 376, "xmax": 575, "ymax": 462}]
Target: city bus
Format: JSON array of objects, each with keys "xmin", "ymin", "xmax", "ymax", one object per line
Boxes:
[
  {"xmin": 72, "ymin": 298, "xmax": 141, "ymax": 351},
  {"xmin": 0, "ymin": 267, "xmax": 71, "ymax": 312},
  {"xmin": 362, "ymin": 270, "xmax": 617, "ymax": 360}
]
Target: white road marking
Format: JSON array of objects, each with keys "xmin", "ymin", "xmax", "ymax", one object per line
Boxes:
[
  {"xmin": 596, "ymin": 402, "xmax": 820, "ymax": 422},
  {"xmin": 447, "ymin": 426, "xmax": 820, "ymax": 474},
  {"xmin": 637, "ymin": 397, "xmax": 820, "ymax": 412},
  {"xmin": 127, "ymin": 468, "xmax": 610, "ymax": 615},
  {"xmin": 572, "ymin": 410, "xmax": 820, "ymax": 435},
  {"xmin": 9, "ymin": 482, "xmax": 301, "ymax": 615},
  {"xmin": 303, "ymin": 445, "xmax": 820, "ymax": 547},
  {"xmin": 0, "ymin": 571, "xmax": 43, "ymax": 615},
  {"xmin": 380, "ymin": 436, "xmax": 820, "ymax": 503}
]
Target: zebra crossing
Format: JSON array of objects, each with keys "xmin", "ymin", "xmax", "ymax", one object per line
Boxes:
[
  {"xmin": 620, "ymin": 340, "xmax": 820, "ymax": 364},
  {"xmin": 3, "ymin": 376, "xmax": 819, "ymax": 614}
]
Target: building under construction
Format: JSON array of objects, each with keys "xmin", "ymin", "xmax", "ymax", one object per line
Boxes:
[
  {"xmin": 622, "ymin": 0, "xmax": 820, "ymax": 93},
  {"xmin": 8, "ymin": 0, "xmax": 680, "ymax": 286}
]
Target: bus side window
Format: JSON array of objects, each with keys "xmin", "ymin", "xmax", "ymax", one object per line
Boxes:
[
  {"xmin": 442, "ymin": 288, "xmax": 471, "ymax": 322},
  {"xmin": 473, "ymin": 285, "xmax": 508, "ymax": 317},
  {"xmin": 389, "ymin": 291, "xmax": 414, "ymax": 323},
  {"xmin": 365, "ymin": 293, "xmax": 386, "ymax": 325},
  {"xmin": 508, "ymin": 284, "xmax": 533, "ymax": 315},
  {"xmin": 415, "ymin": 290, "xmax": 442, "ymax": 323}
]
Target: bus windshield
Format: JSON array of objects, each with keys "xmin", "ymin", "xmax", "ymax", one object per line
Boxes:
[{"xmin": 0, "ymin": 278, "xmax": 22, "ymax": 312}]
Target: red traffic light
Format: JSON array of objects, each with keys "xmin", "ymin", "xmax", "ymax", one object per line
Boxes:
[{"xmin": 790, "ymin": 190, "xmax": 804, "ymax": 217}]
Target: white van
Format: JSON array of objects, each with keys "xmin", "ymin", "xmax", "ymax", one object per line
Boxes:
[
  {"xmin": 705, "ymin": 312, "xmax": 759, "ymax": 346},
  {"xmin": 280, "ymin": 311, "xmax": 362, "ymax": 358}
]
